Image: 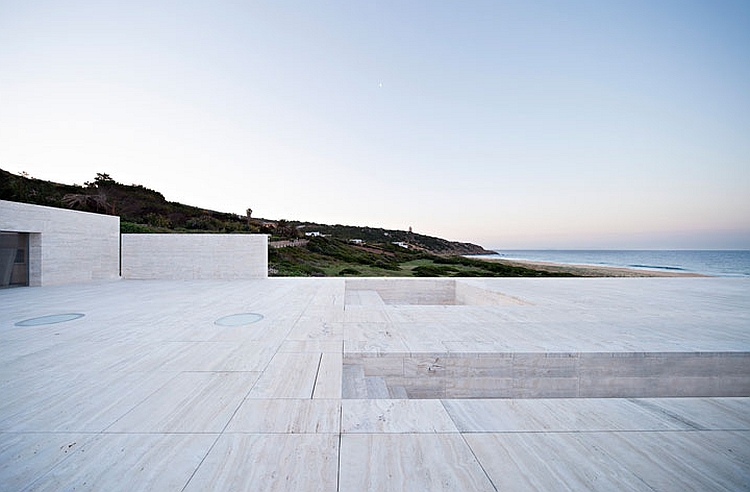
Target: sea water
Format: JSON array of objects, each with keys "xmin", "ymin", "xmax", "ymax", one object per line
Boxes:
[{"xmin": 485, "ymin": 250, "xmax": 750, "ymax": 277}]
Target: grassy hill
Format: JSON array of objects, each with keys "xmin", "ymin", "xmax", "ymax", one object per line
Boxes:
[
  {"xmin": 1, "ymin": 169, "xmax": 253, "ymax": 233},
  {"xmin": 1, "ymin": 169, "xmax": 573, "ymax": 277},
  {"xmin": 293, "ymin": 222, "xmax": 486, "ymax": 255},
  {"xmin": 269, "ymin": 236, "xmax": 572, "ymax": 277}
]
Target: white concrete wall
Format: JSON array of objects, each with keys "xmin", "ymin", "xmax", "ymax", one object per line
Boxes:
[
  {"xmin": 344, "ymin": 352, "xmax": 750, "ymax": 398},
  {"xmin": 0, "ymin": 200, "xmax": 120, "ymax": 286},
  {"xmin": 121, "ymin": 233, "xmax": 268, "ymax": 279}
]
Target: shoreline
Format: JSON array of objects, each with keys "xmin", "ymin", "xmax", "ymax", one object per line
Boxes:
[{"xmin": 475, "ymin": 257, "xmax": 710, "ymax": 278}]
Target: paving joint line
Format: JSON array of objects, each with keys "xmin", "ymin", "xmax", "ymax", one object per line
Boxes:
[
  {"xmin": 336, "ymin": 402, "xmax": 343, "ymax": 492},
  {"xmin": 439, "ymin": 398, "xmax": 498, "ymax": 492},
  {"xmin": 310, "ymin": 353, "xmax": 324, "ymax": 399}
]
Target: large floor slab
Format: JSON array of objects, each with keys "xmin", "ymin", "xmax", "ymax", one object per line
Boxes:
[
  {"xmin": 342, "ymin": 399, "xmax": 458, "ymax": 433},
  {"xmin": 339, "ymin": 433, "xmax": 496, "ymax": 491},
  {"xmin": 183, "ymin": 434, "xmax": 339, "ymax": 492},
  {"xmin": 466, "ymin": 430, "xmax": 750, "ymax": 492},
  {"xmin": 21, "ymin": 433, "xmax": 218, "ymax": 492},
  {"xmin": 226, "ymin": 398, "xmax": 340, "ymax": 433},
  {"xmin": 1, "ymin": 277, "xmax": 748, "ymax": 490}
]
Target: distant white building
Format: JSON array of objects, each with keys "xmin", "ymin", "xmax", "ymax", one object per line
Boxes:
[
  {"xmin": 349, "ymin": 239, "xmax": 364, "ymax": 245},
  {"xmin": 305, "ymin": 231, "xmax": 323, "ymax": 237},
  {"xmin": 392, "ymin": 241, "xmax": 409, "ymax": 249}
]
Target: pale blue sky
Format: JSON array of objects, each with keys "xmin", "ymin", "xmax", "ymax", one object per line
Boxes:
[{"xmin": 1, "ymin": 1, "xmax": 748, "ymax": 248}]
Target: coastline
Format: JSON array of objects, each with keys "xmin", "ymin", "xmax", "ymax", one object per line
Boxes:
[{"xmin": 476, "ymin": 257, "xmax": 710, "ymax": 277}]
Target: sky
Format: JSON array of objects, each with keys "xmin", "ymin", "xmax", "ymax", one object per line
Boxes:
[{"xmin": 1, "ymin": 0, "xmax": 749, "ymax": 249}]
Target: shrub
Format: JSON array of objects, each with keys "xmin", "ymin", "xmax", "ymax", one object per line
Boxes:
[
  {"xmin": 412, "ymin": 265, "xmax": 456, "ymax": 277},
  {"xmin": 374, "ymin": 260, "xmax": 400, "ymax": 271},
  {"xmin": 120, "ymin": 221, "xmax": 156, "ymax": 233},
  {"xmin": 144, "ymin": 213, "xmax": 172, "ymax": 228},
  {"xmin": 434, "ymin": 256, "xmax": 461, "ymax": 265},
  {"xmin": 185, "ymin": 215, "xmax": 222, "ymax": 230}
]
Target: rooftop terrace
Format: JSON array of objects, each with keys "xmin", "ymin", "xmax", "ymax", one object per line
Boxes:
[{"xmin": 1, "ymin": 277, "xmax": 749, "ymax": 491}]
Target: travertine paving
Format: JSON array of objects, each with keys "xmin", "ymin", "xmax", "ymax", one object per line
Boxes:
[{"xmin": 1, "ymin": 277, "xmax": 749, "ymax": 491}]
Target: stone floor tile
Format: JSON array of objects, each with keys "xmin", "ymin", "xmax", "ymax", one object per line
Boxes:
[
  {"xmin": 0, "ymin": 371, "xmax": 178, "ymax": 432},
  {"xmin": 0, "ymin": 433, "xmax": 94, "ymax": 491},
  {"xmin": 24, "ymin": 433, "xmax": 217, "ymax": 492},
  {"xmin": 247, "ymin": 352, "xmax": 321, "ymax": 398},
  {"xmin": 286, "ymin": 321, "xmax": 344, "ymax": 341},
  {"xmin": 342, "ymin": 399, "xmax": 458, "ymax": 433},
  {"xmin": 465, "ymin": 432, "xmax": 649, "ymax": 491},
  {"xmin": 226, "ymin": 399, "xmax": 340, "ymax": 433},
  {"xmin": 339, "ymin": 434, "xmax": 495, "ymax": 491},
  {"xmin": 633, "ymin": 397, "xmax": 750, "ymax": 430},
  {"xmin": 313, "ymin": 352, "xmax": 343, "ymax": 399},
  {"xmin": 184, "ymin": 434, "xmax": 338, "ymax": 492},
  {"xmin": 279, "ymin": 340, "xmax": 343, "ymax": 353},
  {"xmin": 106, "ymin": 371, "xmax": 259, "ymax": 433},
  {"xmin": 584, "ymin": 429, "xmax": 750, "ymax": 492},
  {"xmin": 442, "ymin": 398, "xmax": 688, "ymax": 432}
]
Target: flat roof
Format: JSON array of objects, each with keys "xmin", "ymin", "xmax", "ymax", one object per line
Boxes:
[{"xmin": 1, "ymin": 278, "xmax": 749, "ymax": 490}]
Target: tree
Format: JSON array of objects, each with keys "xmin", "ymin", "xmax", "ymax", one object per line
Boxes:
[
  {"xmin": 95, "ymin": 173, "xmax": 114, "ymax": 184},
  {"xmin": 85, "ymin": 173, "xmax": 115, "ymax": 189}
]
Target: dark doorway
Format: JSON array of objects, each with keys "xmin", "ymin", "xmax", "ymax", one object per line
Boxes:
[{"xmin": 0, "ymin": 232, "xmax": 29, "ymax": 287}]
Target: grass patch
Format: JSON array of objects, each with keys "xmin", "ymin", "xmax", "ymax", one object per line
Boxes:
[{"xmin": 269, "ymin": 238, "xmax": 576, "ymax": 278}]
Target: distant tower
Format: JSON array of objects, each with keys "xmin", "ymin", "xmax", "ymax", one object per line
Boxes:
[
  {"xmin": 246, "ymin": 208, "xmax": 253, "ymax": 225},
  {"xmin": 408, "ymin": 226, "xmax": 412, "ymax": 233}
]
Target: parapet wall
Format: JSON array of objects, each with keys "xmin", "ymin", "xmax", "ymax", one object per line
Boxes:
[
  {"xmin": 121, "ymin": 233, "xmax": 268, "ymax": 280},
  {"xmin": 0, "ymin": 200, "xmax": 120, "ymax": 286}
]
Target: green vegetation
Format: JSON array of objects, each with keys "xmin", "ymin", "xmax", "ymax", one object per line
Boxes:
[
  {"xmin": 1, "ymin": 169, "xmax": 257, "ymax": 234},
  {"xmin": 269, "ymin": 237, "xmax": 574, "ymax": 278},
  {"xmin": 269, "ymin": 237, "xmax": 414, "ymax": 277},
  {"xmin": 295, "ymin": 223, "xmax": 486, "ymax": 255},
  {"xmin": 1, "ymin": 168, "xmax": 577, "ymax": 278}
]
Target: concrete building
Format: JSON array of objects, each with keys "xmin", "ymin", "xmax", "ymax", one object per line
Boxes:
[
  {"xmin": 0, "ymin": 200, "xmax": 120, "ymax": 286},
  {"xmin": 0, "ymin": 200, "xmax": 268, "ymax": 286}
]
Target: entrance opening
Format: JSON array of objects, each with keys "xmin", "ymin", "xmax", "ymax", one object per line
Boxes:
[{"xmin": 0, "ymin": 232, "xmax": 29, "ymax": 288}]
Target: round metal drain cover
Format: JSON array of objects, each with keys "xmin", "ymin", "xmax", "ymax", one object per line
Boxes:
[
  {"xmin": 15, "ymin": 313, "xmax": 85, "ymax": 327},
  {"xmin": 215, "ymin": 313, "xmax": 264, "ymax": 326}
]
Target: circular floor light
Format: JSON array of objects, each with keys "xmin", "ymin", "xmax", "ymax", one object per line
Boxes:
[
  {"xmin": 15, "ymin": 313, "xmax": 85, "ymax": 327},
  {"xmin": 215, "ymin": 313, "xmax": 264, "ymax": 326}
]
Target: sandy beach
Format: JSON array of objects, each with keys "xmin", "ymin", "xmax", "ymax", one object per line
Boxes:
[{"xmin": 479, "ymin": 257, "xmax": 709, "ymax": 277}]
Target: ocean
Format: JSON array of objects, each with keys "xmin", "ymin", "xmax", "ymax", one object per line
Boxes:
[{"xmin": 483, "ymin": 250, "xmax": 750, "ymax": 277}]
